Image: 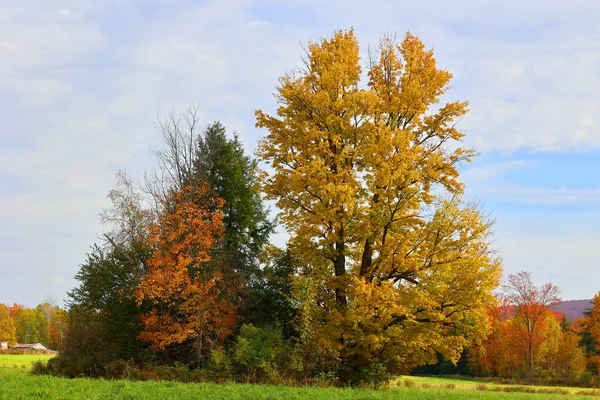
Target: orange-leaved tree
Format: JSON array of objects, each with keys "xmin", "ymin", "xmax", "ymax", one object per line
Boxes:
[
  {"xmin": 135, "ymin": 185, "xmax": 237, "ymax": 364},
  {"xmin": 468, "ymin": 302, "xmax": 523, "ymax": 378},
  {"xmin": 582, "ymin": 292, "xmax": 600, "ymax": 372},
  {"xmin": 470, "ymin": 300, "xmax": 585, "ymax": 381},
  {"xmin": 502, "ymin": 272, "xmax": 561, "ymax": 379}
]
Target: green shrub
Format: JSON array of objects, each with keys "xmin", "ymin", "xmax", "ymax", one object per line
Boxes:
[
  {"xmin": 188, "ymin": 368, "xmax": 206, "ymax": 383},
  {"xmin": 104, "ymin": 359, "xmax": 137, "ymax": 380},
  {"xmin": 349, "ymin": 362, "xmax": 391, "ymax": 388},
  {"xmin": 45, "ymin": 356, "xmax": 67, "ymax": 376},
  {"xmin": 29, "ymin": 361, "xmax": 49, "ymax": 375},
  {"xmin": 204, "ymin": 349, "xmax": 231, "ymax": 381},
  {"xmin": 172, "ymin": 363, "xmax": 190, "ymax": 383},
  {"xmin": 579, "ymin": 371, "xmax": 594, "ymax": 386},
  {"xmin": 232, "ymin": 324, "xmax": 292, "ymax": 383},
  {"xmin": 40, "ymin": 353, "xmax": 99, "ymax": 378},
  {"xmin": 151, "ymin": 365, "xmax": 173, "ymax": 381}
]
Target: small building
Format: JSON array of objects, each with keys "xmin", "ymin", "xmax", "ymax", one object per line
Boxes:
[
  {"xmin": 0, "ymin": 342, "xmax": 7, "ymax": 350},
  {"xmin": 10, "ymin": 343, "xmax": 48, "ymax": 351}
]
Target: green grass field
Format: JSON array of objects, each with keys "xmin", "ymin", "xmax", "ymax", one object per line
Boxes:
[
  {"xmin": 0, "ymin": 353, "xmax": 55, "ymax": 369},
  {"xmin": 0, "ymin": 355, "xmax": 598, "ymax": 399}
]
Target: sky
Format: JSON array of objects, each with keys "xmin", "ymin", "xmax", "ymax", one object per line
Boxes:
[{"xmin": 1, "ymin": 0, "xmax": 600, "ymax": 307}]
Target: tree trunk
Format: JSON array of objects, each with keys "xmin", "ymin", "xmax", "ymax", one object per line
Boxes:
[
  {"xmin": 334, "ymin": 237, "xmax": 347, "ymax": 307},
  {"xmin": 527, "ymin": 336, "xmax": 534, "ymax": 380},
  {"xmin": 359, "ymin": 238, "xmax": 373, "ymax": 277},
  {"xmin": 196, "ymin": 323, "xmax": 204, "ymax": 368}
]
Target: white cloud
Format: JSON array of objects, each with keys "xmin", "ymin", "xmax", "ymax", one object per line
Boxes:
[
  {"xmin": 0, "ymin": 2, "xmax": 104, "ymax": 108},
  {"xmin": 135, "ymin": 39, "xmax": 228, "ymax": 81},
  {"xmin": 47, "ymin": 276, "xmax": 64, "ymax": 284},
  {"xmin": 3, "ymin": 0, "xmax": 600, "ymax": 305},
  {"xmin": 486, "ymin": 186, "xmax": 600, "ymax": 205},
  {"xmin": 0, "ymin": 78, "xmax": 72, "ymax": 107},
  {"xmin": 462, "ymin": 160, "xmax": 527, "ymax": 183},
  {"xmin": 60, "ymin": 8, "xmax": 78, "ymax": 20},
  {"xmin": 499, "ymin": 233, "xmax": 600, "ymax": 300},
  {"xmin": 0, "ymin": 195, "xmax": 106, "ymax": 218}
]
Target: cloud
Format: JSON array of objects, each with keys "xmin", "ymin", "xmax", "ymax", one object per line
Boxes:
[
  {"xmin": 488, "ymin": 186, "xmax": 600, "ymax": 205},
  {"xmin": 462, "ymin": 160, "xmax": 527, "ymax": 183},
  {"xmin": 0, "ymin": 78, "xmax": 72, "ymax": 107},
  {"xmin": 498, "ymin": 233, "xmax": 600, "ymax": 300},
  {"xmin": 47, "ymin": 276, "xmax": 64, "ymax": 284},
  {"xmin": 2, "ymin": 0, "xmax": 600, "ymax": 306},
  {"xmin": 0, "ymin": 3, "xmax": 104, "ymax": 73}
]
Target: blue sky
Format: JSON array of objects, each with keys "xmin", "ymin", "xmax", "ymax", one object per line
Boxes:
[{"xmin": 1, "ymin": 0, "xmax": 600, "ymax": 306}]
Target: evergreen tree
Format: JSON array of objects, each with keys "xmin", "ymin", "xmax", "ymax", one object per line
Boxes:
[{"xmin": 194, "ymin": 122, "xmax": 274, "ymax": 282}]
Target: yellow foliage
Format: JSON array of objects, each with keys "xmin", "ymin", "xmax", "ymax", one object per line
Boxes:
[
  {"xmin": 0, "ymin": 304, "xmax": 17, "ymax": 345},
  {"xmin": 257, "ymin": 29, "xmax": 501, "ymax": 375}
]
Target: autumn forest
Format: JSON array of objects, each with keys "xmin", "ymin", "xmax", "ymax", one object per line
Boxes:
[{"xmin": 3, "ymin": 29, "xmax": 600, "ymax": 388}]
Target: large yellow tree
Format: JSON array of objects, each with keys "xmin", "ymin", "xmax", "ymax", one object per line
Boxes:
[
  {"xmin": 0, "ymin": 304, "xmax": 17, "ymax": 345},
  {"xmin": 256, "ymin": 29, "xmax": 501, "ymax": 378}
]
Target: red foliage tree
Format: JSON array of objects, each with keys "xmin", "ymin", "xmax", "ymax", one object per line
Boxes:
[
  {"xmin": 502, "ymin": 272, "xmax": 561, "ymax": 378},
  {"xmin": 135, "ymin": 185, "xmax": 238, "ymax": 364}
]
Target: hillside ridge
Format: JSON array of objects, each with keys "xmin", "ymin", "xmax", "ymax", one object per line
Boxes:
[{"xmin": 550, "ymin": 299, "xmax": 592, "ymax": 321}]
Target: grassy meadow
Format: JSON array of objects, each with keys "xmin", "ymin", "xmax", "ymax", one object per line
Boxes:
[
  {"xmin": 394, "ymin": 376, "xmax": 600, "ymax": 396},
  {"xmin": 0, "ymin": 369, "xmax": 582, "ymax": 400},
  {"xmin": 0, "ymin": 353, "xmax": 55, "ymax": 369},
  {"xmin": 1, "ymin": 355, "xmax": 600, "ymax": 399}
]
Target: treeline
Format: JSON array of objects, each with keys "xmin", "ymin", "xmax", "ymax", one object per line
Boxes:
[
  {"xmin": 43, "ymin": 117, "xmax": 299, "ymax": 382},
  {"xmin": 0, "ymin": 301, "xmax": 66, "ymax": 350},
  {"xmin": 417, "ymin": 274, "xmax": 600, "ymax": 386},
  {"xmin": 32, "ymin": 29, "xmax": 506, "ymax": 386}
]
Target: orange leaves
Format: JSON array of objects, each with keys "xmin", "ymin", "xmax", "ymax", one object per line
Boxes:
[
  {"xmin": 581, "ymin": 292, "xmax": 600, "ymax": 370},
  {"xmin": 586, "ymin": 295, "xmax": 600, "ymax": 342},
  {"xmin": 135, "ymin": 185, "xmax": 237, "ymax": 355},
  {"xmin": 471, "ymin": 302, "xmax": 587, "ymax": 380},
  {"xmin": 469, "ymin": 275, "xmax": 588, "ymax": 380}
]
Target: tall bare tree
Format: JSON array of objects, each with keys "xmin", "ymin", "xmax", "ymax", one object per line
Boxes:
[{"xmin": 143, "ymin": 105, "xmax": 204, "ymax": 206}]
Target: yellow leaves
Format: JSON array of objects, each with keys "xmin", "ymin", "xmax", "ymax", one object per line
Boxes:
[
  {"xmin": 257, "ymin": 28, "xmax": 501, "ymax": 375},
  {"xmin": 0, "ymin": 304, "xmax": 17, "ymax": 345},
  {"xmin": 305, "ymin": 29, "xmax": 361, "ymax": 96}
]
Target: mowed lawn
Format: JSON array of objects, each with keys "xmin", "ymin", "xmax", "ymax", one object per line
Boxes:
[
  {"xmin": 1, "ymin": 367, "xmax": 599, "ymax": 400},
  {"xmin": 0, "ymin": 353, "xmax": 55, "ymax": 369}
]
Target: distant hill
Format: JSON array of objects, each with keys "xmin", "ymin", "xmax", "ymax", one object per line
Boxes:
[{"xmin": 550, "ymin": 299, "xmax": 593, "ymax": 322}]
